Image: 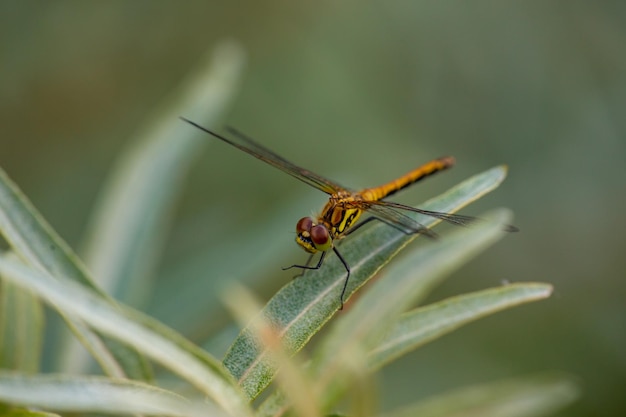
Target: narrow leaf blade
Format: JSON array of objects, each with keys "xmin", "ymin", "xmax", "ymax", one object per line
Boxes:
[
  {"xmin": 0, "ymin": 277, "xmax": 44, "ymax": 372},
  {"xmin": 0, "ymin": 256, "xmax": 253, "ymax": 417},
  {"xmin": 380, "ymin": 373, "xmax": 579, "ymax": 417},
  {"xmin": 314, "ymin": 210, "xmax": 512, "ymax": 409},
  {"xmin": 0, "ymin": 167, "xmax": 143, "ymax": 378},
  {"xmin": 370, "ymin": 283, "xmax": 553, "ymax": 369},
  {"xmin": 0, "ymin": 373, "xmax": 225, "ymax": 417},
  {"xmin": 81, "ymin": 41, "xmax": 246, "ymax": 305}
]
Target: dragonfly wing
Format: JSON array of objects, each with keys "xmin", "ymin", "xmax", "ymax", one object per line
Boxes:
[
  {"xmin": 364, "ymin": 203, "xmax": 439, "ymax": 238},
  {"xmin": 370, "ymin": 200, "xmax": 519, "ymax": 232},
  {"xmin": 181, "ymin": 118, "xmax": 348, "ymax": 194},
  {"xmin": 367, "ymin": 200, "xmax": 478, "ymax": 227},
  {"xmin": 225, "ymin": 126, "xmax": 349, "ymax": 193}
]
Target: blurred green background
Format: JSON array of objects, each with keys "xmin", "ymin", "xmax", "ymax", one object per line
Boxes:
[{"xmin": 1, "ymin": 1, "xmax": 624, "ymax": 416}]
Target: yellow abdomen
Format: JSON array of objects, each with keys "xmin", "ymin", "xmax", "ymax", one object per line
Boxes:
[{"xmin": 360, "ymin": 156, "xmax": 455, "ymax": 202}]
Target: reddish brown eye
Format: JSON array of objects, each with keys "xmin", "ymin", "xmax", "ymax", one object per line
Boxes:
[
  {"xmin": 296, "ymin": 217, "xmax": 313, "ymax": 233},
  {"xmin": 310, "ymin": 225, "xmax": 332, "ymax": 251}
]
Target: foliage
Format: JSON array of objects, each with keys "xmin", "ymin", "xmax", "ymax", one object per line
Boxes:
[{"xmin": 0, "ymin": 43, "xmax": 577, "ymax": 416}]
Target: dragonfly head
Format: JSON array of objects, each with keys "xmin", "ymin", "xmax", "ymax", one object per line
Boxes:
[{"xmin": 295, "ymin": 217, "xmax": 332, "ymax": 253}]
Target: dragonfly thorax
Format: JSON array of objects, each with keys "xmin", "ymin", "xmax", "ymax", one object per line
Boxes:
[
  {"xmin": 320, "ymin": 196, "xmax": 364, "ymax": 239},
  {"xmin": 295, "ymin": 216, "xmax": 332, "ymax": 253}
]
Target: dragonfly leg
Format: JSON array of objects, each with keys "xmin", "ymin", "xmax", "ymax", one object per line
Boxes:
[
  {"xmin": 333, "ymin": 247, "xmax": 351, "ymax": 310},
  {"xmin": 283, "ymin": 250, "xmax": 327, "ymax": 274},
  {"xmin": 284, "ymin": 249, "xmax": 351, "ymax": 310},
  {"xmin": 286, "ymin": 253, "xmax": 316, "ymax": 279}
]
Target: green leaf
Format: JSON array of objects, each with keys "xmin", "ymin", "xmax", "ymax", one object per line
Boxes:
[
  {"xmin": 223, "ymin": 285, "xmax": 324, "ymax": 417},
  {"xmin": 379, "ymin": 373, "xmax": 579, "ymax": 417},
  {"xmin": 65, "ymin": 40, "xmax": 245, "ymax": 375},
  {"xmin": 223, "ymin": 165, "xmax": 511, "ymax": 399},
  {"xmin": 313, "ymin": 210, "xmax": 512, "ymax": 409},
  {"xmin": 0, "ymin": 373, "xmax": 225, "ymax": 417},
  {"xmin": 255, "ymin": 282, "xmax": 553, "ymax": 417},
  {"xmin": 0, "ymin": 167, "xmax": 100, "ymax": 290},
  {"xmin": 0, "ymin": 275, "xmax": 43, "ymax": 372},
  {"xmin": 0, "ymin": 256, "xmax": 253, "ymax": 417},
  {"xmin": 0, "ymin": 167, "xmax": 145, "ymax": 378},
  {"xmin": 0, "ymin": 404, "xmax": 60, "ymax": 417},
  {"xmin": 80, "ymin": 40, "xmax": 246, "ymax": 307},
  {"xmin": 369, "ymin": 283, "xmax": 553, "ymax": 369}
]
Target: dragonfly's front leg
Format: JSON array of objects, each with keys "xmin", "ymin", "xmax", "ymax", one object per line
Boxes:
[
  {"xmin": 283, "ymin": 251, "xmax": 328, "ymax": 275},
  {"xmin": 284, "ymin": 252, "xmax": 317, "ymax": 280},
  {"xmin": 284, "ymin": 249, "xmax": 352, "ymax": 310}
]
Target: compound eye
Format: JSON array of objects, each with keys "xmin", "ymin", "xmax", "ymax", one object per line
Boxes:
[
  {"xmin": 310, "ymin": 224, "xmax": 332, "ymax": 251},
  {"xmin": 296, "ymin": 217, "xmax": 313, "ymax": 234}
]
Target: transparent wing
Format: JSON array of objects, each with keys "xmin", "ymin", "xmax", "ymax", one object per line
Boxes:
[
  {"xmin": 363, "ymin": 203, "xmax": 439, "ymax": 238},
  {"xmin": 181, "ymin": 118, "xmax": 348, "ymax": 195},
  {"xmin": 360, "ymin": 199, "xmax": 483, "ymax": 239},
  {"xmin": 368, "ymin": 200, "xmax": 519, "ymax": 232},
  {"xmin": 367, "ymin": 200, "xmax": 478, "ymax": 227}
]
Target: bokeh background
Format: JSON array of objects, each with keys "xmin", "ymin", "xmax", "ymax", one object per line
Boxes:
[{"xmin": 1, "ymin": 2, "xmax": 624, "ymax": 416}]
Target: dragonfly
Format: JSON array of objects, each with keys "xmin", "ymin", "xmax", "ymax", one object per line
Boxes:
[{"xmin": 181, "ymin": 117, "xmax": 514, "ymax": 309}]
